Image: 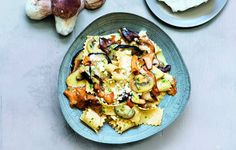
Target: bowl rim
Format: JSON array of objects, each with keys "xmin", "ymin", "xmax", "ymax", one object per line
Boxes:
[{"xmin": 145, "ymin": 0, "xmax": 228, "ymax": 28}]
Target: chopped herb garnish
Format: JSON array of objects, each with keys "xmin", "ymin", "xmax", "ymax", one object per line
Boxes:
[
  {"xmin": 137, "ymin": 78, "xmax": 140, "ymax": 82},
  {"xmin": 162, "ymin": 79, "xmax": 166, "ymax": 83}
]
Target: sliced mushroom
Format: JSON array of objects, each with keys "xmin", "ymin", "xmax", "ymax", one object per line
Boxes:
[
  {"xmin": 94, "ymin": 84, "xmax": 114, "ymax": 104},
  {"xmin": 114, "ymin": 45, "xmax": 143, "ymax": 55},
  {"xmin": 141, "ymin": 92, "xmax": 156, "ymax": 101},
  {"xmin": 130, "ymin": 92, "xmax": 145, "ymax": 104},
  {"xmin": 120, "ymin": 27, "xmax": 139, "ymax": 42},
  {"xmin": 88, "ymin": 53, "xmax": 112, "ymax": 64},
  {"xmin": 138, "ymin": 102, "xmax": 157, "ymax": 110},
  {"xmin": 64, "ymin": 88, "xmax": 79, "ymax": 106},
  {"xmin": 70, "ymin": 48, "xmax": 84, "ymax": 72},
  {"xmin": 64, "ymin": 87, "xmax": 99, "ymax": 109},
  {"xmin": 157, "ymin": 79, "xmax": 172, "ymax": 92},
  {"xmin": 131, "ymin": 98, "xmax": 146, "ymax": 105},
  {"xmin": 150, "ymin": 66, "xmax": 164, "ymax": 80},
  {"xmin": 99, "ymin": 37, "xmax": 113, "ymax": 54},
  {"xmin": 66, "ymin": 69, "xmax": 87, "ymax": 87},
  {"xmin": 168, "ymin": 86, "xmax": 177, "ymax": 96},
  {"xmin": 126, "ymin": 99, "xmax": 134, "ymax": 108},
  {"xmin": 142, "ymin": 53, "xmax": 154, "ymax": 70},
  {"xmin": 151, "ymin": 85, "xmax": 160, "ymax": 98},
  {"xmin": 167, "ymin": 77, "xmax": 177, "ymax": 96},
  {"xmin": 158, "ymin": 65, "xmax": 171, "ymax": 73},
  {"xmin": 82, "ymin": 56, "xmax": 91, "ymax": 66},
  {"xmin": 130, "ymin": 71, "xmax": 155, "ymax": 93},
  {"xmin": 81, "ymin": 71, "xmax": 93, "ymax": 84},
  {"xmin": 131, "ymin": 55, "xmax": 140, "ymax": 75},
  {"xmin": 115, "ymin": 104, "xmax": 135, "ymax": 119},
  {"xmin": 139, "ymin": 36, "xmax": 155, "ymax": 53},
  {"xmin": 103, "ymin": 92, "xmax": 115, "ymax": 104}
]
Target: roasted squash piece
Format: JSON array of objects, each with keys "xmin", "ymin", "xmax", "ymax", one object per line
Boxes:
[{"xmin": 66, "ymin": 69, "xmax": 86, "ymax": 87}]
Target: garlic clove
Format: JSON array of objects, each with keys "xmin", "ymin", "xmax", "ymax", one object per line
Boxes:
[{"xmin": 25, "ymin": 0, "xmax": 52, "ymax": 20}]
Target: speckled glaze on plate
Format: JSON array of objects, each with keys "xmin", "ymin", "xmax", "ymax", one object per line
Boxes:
[
  {"xmin": 58, "ymin": 13, "xmax": 191, "ymax": 144},
  {"xmin": 145, "ymin": 0, "xmax": 227, "ymax": 27}
]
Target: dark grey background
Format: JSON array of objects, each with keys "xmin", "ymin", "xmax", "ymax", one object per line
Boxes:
[{"xmin": 0, "ymin": 0, "xmax": 235, "ymax": 150}]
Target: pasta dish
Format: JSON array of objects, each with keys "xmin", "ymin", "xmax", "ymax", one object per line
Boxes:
[{"xmin": 64, "ymin": 28, "xmax": 177, "ymax": 133}]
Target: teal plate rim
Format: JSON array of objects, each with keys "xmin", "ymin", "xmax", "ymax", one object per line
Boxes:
[
  {"xmin": 58, "ymin": 12, "xmax": 191, "ymax": 144},
  {"xmin": 145, "ymin": 0, "xmax": 228, "ymax": 28}
]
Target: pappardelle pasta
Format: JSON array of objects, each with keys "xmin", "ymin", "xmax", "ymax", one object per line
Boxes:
[{"xmin": 64, "ymin": 28, "xmax": 177, "ymax": 133}]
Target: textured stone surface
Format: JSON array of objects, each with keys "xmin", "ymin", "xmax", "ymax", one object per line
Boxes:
[{"xmin": 0, "ymin": 0, "xmax": 236, "ymax": 150}]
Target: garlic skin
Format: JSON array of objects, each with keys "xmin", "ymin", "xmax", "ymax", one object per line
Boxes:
[
  {"xmin": 25, "ymin": 0, "xmax": 52, "ymax": 20},
  {"xmin": 85, "ymin": 0, "xmax": 105, "ymax": 10}
]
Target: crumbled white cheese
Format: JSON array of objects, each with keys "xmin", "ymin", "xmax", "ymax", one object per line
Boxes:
[
  {"xmin": 139, "ymin": 68, "xmax": 146, "ymax": 74},
  {"xmin": 124, "ymin": 84, "xmax": 131, "ymax": 93},
  {"xmin": 96, "ymin": 62, "xmax": 105, "ymax": 72}
]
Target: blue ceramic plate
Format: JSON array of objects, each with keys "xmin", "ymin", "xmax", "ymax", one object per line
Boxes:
[
  {"xmin": 145, "ymin": 0, "xmax": 228, "ymax": 27},
  {"xmin": 58, "ymin": 13, "xmax": 191, "ymax": 144}
]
